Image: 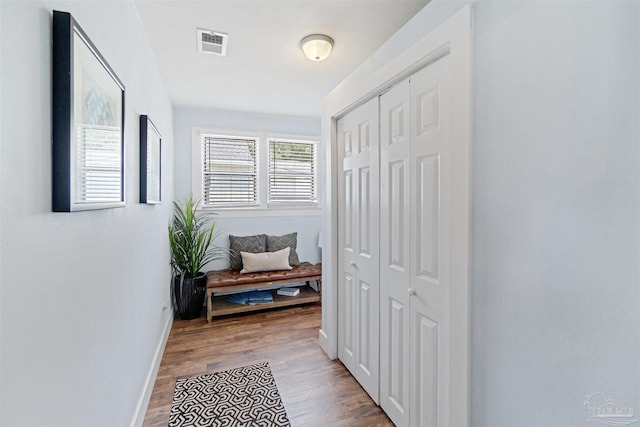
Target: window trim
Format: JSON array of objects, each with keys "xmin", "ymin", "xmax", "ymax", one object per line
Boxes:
[{"xmin": 192, "ymin": 127, "xmax": 321, "ymax": 213}]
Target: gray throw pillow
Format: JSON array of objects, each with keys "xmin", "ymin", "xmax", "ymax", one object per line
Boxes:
[
  {"xmin": 266, "ymin": 232, "xmax": 300, "ymax": 266},
  {"xmin": 229, "ymin": 234, "xmax": 267, "ymax": 270}
]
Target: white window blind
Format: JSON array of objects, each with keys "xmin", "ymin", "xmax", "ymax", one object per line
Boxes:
[
  {"xmin": 202, "ymin": 135, "xmax": 258, "ymax": 206},
  {"xmin": 268, "ymin": 139, "xmax": 317, "ymax": 205}
]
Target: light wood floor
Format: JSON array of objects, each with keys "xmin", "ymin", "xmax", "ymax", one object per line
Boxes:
[{"xmin": 143, "ymin": 303, "xmax": 393, "ymax": 427}]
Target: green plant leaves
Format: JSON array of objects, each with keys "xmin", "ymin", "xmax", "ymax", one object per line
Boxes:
[{"xmin": 168, "ymin": 194, "xmax": 228, "ymax": 278}]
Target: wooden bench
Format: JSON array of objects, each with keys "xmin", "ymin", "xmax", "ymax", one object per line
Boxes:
[{"xmin": 206, "ymin": 262, "xmax": 322, "ymax": 322}]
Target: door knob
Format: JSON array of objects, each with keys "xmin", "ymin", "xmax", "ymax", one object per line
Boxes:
[
  {"xmin": 350, "ymin": 261, "xmax": 358, "ymax": 269},
  {"xmin": 408, "ymin": 288, "xmax": 416, "ymax": 296}
]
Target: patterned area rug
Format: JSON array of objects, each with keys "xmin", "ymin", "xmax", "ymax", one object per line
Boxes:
[{"xmin": 169, "ymin": 362, "xmax": 291, "ymax": 427}]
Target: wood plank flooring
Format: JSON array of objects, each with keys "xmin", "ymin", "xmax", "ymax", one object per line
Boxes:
[{"xmin": 143, "ymin": 303, "xmax": 393, "ymax": 427}]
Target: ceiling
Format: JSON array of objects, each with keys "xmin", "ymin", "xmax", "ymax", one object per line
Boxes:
[{"xmin": 134, "ymin": 0, "xmax": 430, "ymax": 118}]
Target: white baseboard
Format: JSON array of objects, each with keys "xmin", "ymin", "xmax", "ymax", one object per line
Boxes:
[{"xmin": 130, "ymin": 313, "xmax": 173, "ymax": 427}]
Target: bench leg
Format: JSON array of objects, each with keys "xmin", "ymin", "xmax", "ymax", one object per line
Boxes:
[{"xmin": 206, "ymin": 288, "xmax": 213, "ymax": 323}]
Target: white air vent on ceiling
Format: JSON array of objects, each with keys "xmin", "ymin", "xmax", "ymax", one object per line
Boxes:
[{"xmin": 197, "ymin": 28, "xmax": 228, "ymax": 56}]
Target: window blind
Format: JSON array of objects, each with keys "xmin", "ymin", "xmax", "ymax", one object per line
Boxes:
[
  {"xmin": 202, "ymin": 135, "xmax": 257, "ymax": 206},
  {"xmin": 268, "ymin": 139, "xmax": 317, "ymax": 204}
]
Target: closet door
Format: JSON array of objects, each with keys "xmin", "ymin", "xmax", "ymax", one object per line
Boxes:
[
  {"xmin": 379, "ymin": 78, "xmax": 411, "ymax": 427},
  {"xmin": 408, "ymin": 55, "xmax": 452, "ymax": 427},
  {"xmin": 336, "ymin": 97, "xmax": 380, "ymax": 402},
  {"xmin": 380, "ymin": 53, "xmax": 455, "ymax": 427}
]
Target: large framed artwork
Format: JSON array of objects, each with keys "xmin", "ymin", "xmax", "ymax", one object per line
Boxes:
[
  {"xmin": 139, "ymin": 115, "xmax": 162, "ymax": 204},
  {"xmin": 52, "ymin": 10, "xmax": 125, "ymax": 212}
]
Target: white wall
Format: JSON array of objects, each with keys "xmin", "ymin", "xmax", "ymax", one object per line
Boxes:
[
  {"xmin": 471, "ymin": 2, "xmax": 639, "ymax": 425},
  {"xmin": 205, "ymin": 215, "xmax": 322, "ymax": 270},
  {"xmin": 323, "ymin": 0, "xmax": 639, "ymax": 425},
  {"xmin": 173, "ymin": 107, "xmax": 322, "ymax": 269},
  {"xmin": 0, "ymin": 1, "xmax": 174, "ymax": 426}
]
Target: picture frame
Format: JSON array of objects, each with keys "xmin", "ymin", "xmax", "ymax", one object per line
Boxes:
[
  {"xmin": 139, "ymin": 115, "xmax": 162, "ymax": 204},
  {"xmin": 52, "ymin": 10, "xmax": 125, "ymax": 212}
]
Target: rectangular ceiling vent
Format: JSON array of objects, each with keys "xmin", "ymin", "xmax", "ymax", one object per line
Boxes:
[{"xmin": 197, "ymin": 28, "xmax": 228, "ymax": 56}]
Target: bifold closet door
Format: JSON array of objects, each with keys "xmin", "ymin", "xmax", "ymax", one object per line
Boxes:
[
  {"xmin": 408, "ymin": 55, "xmax": 452, "ymax": 427},
  {"xmin": 379, "ymin": 78, "xmax": 412, "ymax": 427},
  {"xmin": 336, "ymin": 96, "xmax": 380, "ymax": 403},
  {"xmin": 380, "ymin": 53, "xmax": 453, "ymax": 427}
]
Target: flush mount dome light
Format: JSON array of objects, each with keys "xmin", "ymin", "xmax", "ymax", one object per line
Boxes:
[{"xmin": 300, "ymin": 34, "xmax": 334, "ymax": 61}]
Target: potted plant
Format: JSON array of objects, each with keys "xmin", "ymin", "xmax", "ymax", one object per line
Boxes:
[{"xmin": 168, "ymin": 194, "xmax": 225, "ymax": 319}]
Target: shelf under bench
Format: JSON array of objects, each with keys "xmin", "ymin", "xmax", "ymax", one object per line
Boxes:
[
  {"xmin": 210, "ymin": 285, "xmax": 320, "ymax": 318},
  {"xmin": 206, "ymin": 262, "xmax": 322, "ymax": 322}
]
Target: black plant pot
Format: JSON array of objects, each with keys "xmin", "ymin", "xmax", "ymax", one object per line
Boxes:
[{"xmin": 174, "ymin": 272, "xmax": 207, "ymax": 320}]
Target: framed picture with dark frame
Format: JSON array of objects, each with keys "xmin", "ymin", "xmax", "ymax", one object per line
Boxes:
[
  {"xmin": 139, "ymin": 115, "xmax": 162, "ymax": 204},
  {"xmin": 52, "ymin": 10, "xmax": 125, "ymax": 212}
]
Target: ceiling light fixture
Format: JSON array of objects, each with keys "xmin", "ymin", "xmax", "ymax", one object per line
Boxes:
[{"xmin": 300, "ymin": 34, "xmax": 334, "ymax": 62}]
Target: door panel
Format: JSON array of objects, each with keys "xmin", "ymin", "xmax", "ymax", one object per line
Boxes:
[
  {"xmin": 416, "ymin": 314, "xmax": 439, "ymax": 427},
  {"xmin": 390, "ymin": 103, "xmax": 407, "ymax": 145},
  {"xmin": 344, "ymin": 170, "xmax": 353, "ymax": 250},
  {"xmin": 416, "ymin": 154, "xmax": 439, "ymax": 281},
  {"xmin": 359, "ymin": 121, "xmax": 370, "ymax": 152},
  {"xmin": 388, "ymin": 297, "xmax": 407, "ymax": 413},
  {"xmin": 416, "ymin": 87, "xmax": 440, "ymax": 135},
  {"xmin": 358, "ymin": 280, "xmax": 372, "ymax": 374},
  {"xmin": 359, "ymin": 166, "xmax": 371, "ymax": 256},
  {"xmin": 344, "ymin": 128, "xmax": 353, "ymax": 157},
  {"xmin": 337, "ymin": 97, "xmax": 380, "ymax": 403},
  {"xmin": 409, "ymin": 55, "xmax": 451, "ymax": 427},
  {"xmin": 388, "ymin": 160, "xmax": 406, "ymax": 270},
  {"xmin": 338, "ymin": 144, "xmax": 355, "ymax": 372},
  {"xmin": 380, "ymin": 78, "xmax": 411, "ymax": 427},
  {"xmin": 343, "ymin": 273, "xmax": 355, "ymax": 362}
]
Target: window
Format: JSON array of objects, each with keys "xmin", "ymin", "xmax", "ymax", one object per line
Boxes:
[
  {"xmin": 202, "ymin": 135, "xmax": 258, "ymax": 206},
  {"xmin": 195, "ymin": 130, "xmax": 319, "ymax": 211},
  {"xmin": 268, "ymin": 139, "xmax": 317, "ymax": 205}
]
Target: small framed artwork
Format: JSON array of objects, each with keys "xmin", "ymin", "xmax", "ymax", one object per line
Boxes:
[
  {"xmin": 52, "ymin": 10, "xmax": 125, "ymax": 212},
  {"xmin": 139, "ymin": 115, "xmax": 162, "ymax": 204}
]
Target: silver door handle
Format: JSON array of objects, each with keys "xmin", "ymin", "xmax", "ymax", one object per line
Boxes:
[
  {"xmin": 408, "ymin": 288, "xmax": 416, "ymax": 296},
  {"xmin": 350, "ymin": 261, "xmax": 358, "ymax": 270}
]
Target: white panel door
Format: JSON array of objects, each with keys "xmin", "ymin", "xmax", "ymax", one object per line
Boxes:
[
  {"xmin": 409, "ymin": 56, "xmax": 451, "ymax": 427},
  {"xmin": 379, "ymin": 78, "xmax": 411, "ymax": 427},
  {"xmin": 380, "ymin": 53, "xmax": 458, "ymax": 427},
  {"xmin": 336, "ymin": 96, "xmax": 380, "ymax": 403}
]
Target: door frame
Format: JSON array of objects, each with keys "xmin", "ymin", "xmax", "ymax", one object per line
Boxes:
[{"xmin": 320, "ymin": 4, "xmax": 472, "ymax": 426}]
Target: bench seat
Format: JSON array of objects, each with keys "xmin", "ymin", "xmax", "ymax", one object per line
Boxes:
[{"xmin": 206, "ymin": 262, "xmax": 322, "ymax": 321}]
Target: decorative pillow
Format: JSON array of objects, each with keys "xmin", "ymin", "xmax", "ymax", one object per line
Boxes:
[
  {"xmin": 266, "ymin": 232, "xmax": 300, "ymax": 266},
  {"xmin": 240, "ymin": 247, "xmax": 292, "ymax": 274},
  {"xmin": 229, "ymin": 234, "xmax": 267, "ymax": 270}
]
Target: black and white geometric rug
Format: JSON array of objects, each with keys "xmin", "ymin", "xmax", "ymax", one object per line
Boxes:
[{"xmin": 169, "ymin": 362, "xmax": 291, "ymax": 427}]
